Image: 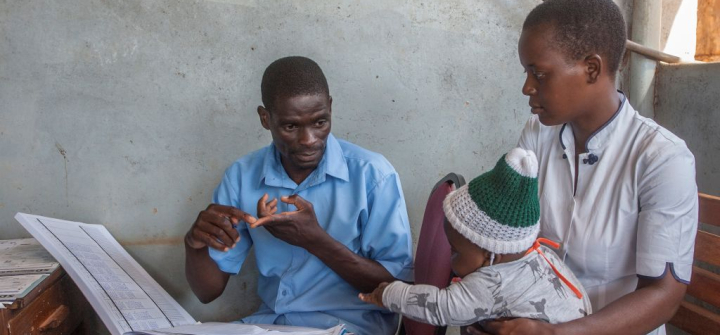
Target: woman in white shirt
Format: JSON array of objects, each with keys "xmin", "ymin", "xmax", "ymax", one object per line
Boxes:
[{"xmin": 467, "ymin": 1, "xmax": 697, "ymax": 334}]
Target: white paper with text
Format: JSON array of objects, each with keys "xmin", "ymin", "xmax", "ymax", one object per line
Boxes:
[{"xmin": 15, "ymin": 213, "xmax": 196, "ymax": 335}]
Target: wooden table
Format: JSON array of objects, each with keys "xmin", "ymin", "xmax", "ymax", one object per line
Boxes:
[{"xmin": 0, "ymin": 267, "xmax": 91, "ymax": 334}]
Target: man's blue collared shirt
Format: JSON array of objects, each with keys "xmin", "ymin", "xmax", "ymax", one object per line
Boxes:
[{"xmin": 209, "ymin": 133, "xmax": 414, "ymax": 335}]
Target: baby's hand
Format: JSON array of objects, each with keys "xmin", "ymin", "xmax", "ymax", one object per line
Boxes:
[
  {"xmin": 256, "ymin": 193, "xmax": 277, "ymax": 218},
  {"xmin": 358, "ymin": 282, "xmax": 389, "ymax": 308}
]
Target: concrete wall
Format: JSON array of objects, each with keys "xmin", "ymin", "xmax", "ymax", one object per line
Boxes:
[{"xmin": 655, "ymin": 62, "xmax": 720, "ymax": 196}]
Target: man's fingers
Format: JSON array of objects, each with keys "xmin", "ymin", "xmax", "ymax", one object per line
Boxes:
[
  {"xmin": 227, "ymin": 207, "xmax": 257, "ymax": 225},
  {"xmin": 250, "ymin": 212, "xmax": 296, "ymax": 228},
  {"xmin": 250, "ymin": 215, "xmax": 278, "ymax": 228},
  {"xmin": 194, "ymin": 230, "xmax": 230, "ymax": 252},
  {"xmin": 280, "ymin": 194, "xmax": 312, "ymax": 211},
  {"xmin": 199, "ymin": 210, "xmax": 240, "ymax": 244},
  {"xmin": 267, "ymin": 198, "xmax": 277, "ymax": 207},
  {"xmin": 198, "ymin": 214, "xmax": 236, "ymax": 247},
  {"xmin": 207, "ymin": 204, "xmax": 257, "ymax": 225}
]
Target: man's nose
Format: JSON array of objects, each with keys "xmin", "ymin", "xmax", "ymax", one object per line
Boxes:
[{"xmin": 298, "ymin": 128, "xmax": 317, "ymax": 146}]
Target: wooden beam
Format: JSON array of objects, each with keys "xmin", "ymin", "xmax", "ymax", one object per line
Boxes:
[
  {"xmin": 669, "ymin": 301, "xmax": 720, "ymax": 335},
  {"xmin": 694, "ymin": 230, "xmax": 720, "ymax": 267},
  {"xmin": 626, "ymin": 40, "xmax": 681, "ymax": 64},
  {"xmin": 699, "ymin": 193, "xmax": 720, "ymax": 227},
  {"xmin": 687, "ymin": 266, "xmax": 720, "ymax": 308}
]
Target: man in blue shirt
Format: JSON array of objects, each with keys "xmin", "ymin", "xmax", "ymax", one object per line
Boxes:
[{"xmin": 184, "ymin": 56, "xmax": 414, "ymax": 335}]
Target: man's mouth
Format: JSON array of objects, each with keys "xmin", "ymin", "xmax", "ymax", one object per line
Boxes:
[{"xmin": 294, "ymin": 151, "xmax": 321, "ymax": 162}]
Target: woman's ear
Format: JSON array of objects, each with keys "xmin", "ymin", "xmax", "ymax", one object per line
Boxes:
[
  {"xmin": 585, "ymin": 54, "xmax": 603, "ymax": 84},
  {"xmin": 258, "ymin": 106, "xmax": 270, "ymax": 130}
]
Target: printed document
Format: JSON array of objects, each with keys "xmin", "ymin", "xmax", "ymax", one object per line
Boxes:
[
  {"xmin": 14, "ymin": 213, "xmax": 348, "ymax": 335},
  {"xmin": 15, "ymin": 213, "xmax": 196, "ymax": 334}
]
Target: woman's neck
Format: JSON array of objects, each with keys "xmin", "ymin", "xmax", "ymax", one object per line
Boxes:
[{"xmin": 570, "ymin": 86, "xmax": 621, "ymax": 153}]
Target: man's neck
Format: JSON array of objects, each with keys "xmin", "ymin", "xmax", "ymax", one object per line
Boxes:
[
  {"xmin": 280, "ymin": 158, "xmax": 316, "ymax": 185},
  {"xmin": 286, "ymin": 169, "xmax": 313, "ymax": 185}
]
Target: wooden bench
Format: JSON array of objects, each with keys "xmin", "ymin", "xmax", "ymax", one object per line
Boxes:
[{"xmin": 668, "ymin": 193, "xmax": 720, "ymax": 334}]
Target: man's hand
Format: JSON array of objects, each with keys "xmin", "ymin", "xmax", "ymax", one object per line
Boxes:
[
  {"xmin": 463, "ymin": 319, "xmax": 555, "ymax": 335},
  {"xmin": 186, "ymin": 204, "xmax": 257, "ymax": 251},
  {"xmin": 256, "ymin": 193, "xmax": 278, "ymax": 218},
  {"xmin": 250, "ymin": 194, "xmax": 327, "ymax": 248},
  {"xmin": 358, "ymin": 282, "xmax": 390, "ymax": 308}
]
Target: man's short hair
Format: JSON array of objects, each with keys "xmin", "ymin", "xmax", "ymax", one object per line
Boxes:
[
  {"xmin": 523, "ymin": 0, "xmax": 627, "ymax": 74},
  {"xmin": 260, "ymin": 56, "xmax": 329, "ymax": 109}
]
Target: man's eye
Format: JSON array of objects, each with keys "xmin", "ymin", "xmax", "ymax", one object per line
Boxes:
[
  {"xmin": 284, "ymin": 124, "xmax": 297, "ymax": 131},
  {"xmin": 315, "ymin": 120, "xmax": 327, "ymax": 127}
]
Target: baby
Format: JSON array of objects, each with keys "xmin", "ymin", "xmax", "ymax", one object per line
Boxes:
[{"xmin": 359, "ymin": 148, "xmax": 592, "ymax": 326}]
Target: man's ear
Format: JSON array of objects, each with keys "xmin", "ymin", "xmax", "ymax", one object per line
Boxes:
[
  {"xmin": 585, "ymin": 54, "xmax": 603, "ymax": 84},
  {"xmin": 328, "ymin": 95, "xmax": 333, "ymax": 116},
  {"xmin": 258, "ymin": 106, "xmax": 270, "ymax": 130}
]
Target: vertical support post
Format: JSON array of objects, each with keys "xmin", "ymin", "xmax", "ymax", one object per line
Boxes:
[{"xmin": 629, "ymin": 0, "xmax": 662, "ymax": 118}]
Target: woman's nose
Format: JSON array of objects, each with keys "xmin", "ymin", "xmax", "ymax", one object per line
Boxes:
[{"xmin": 522, "ymin": 76, "xmax": 537, "ymax": 96}]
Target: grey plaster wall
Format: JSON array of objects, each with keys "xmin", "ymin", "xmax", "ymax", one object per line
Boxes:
[
  {"xmin": 655, "ymin": 62, "xmax": 720, "ymax": 196},
  {"xmin": 0, "ymin": 0, "xmax": 634, "ymax": 332}
]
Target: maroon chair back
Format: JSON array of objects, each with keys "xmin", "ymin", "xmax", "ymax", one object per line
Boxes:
[{"xmin": 402, "ymin": 173, "xmax": 465, "ymax": 335}]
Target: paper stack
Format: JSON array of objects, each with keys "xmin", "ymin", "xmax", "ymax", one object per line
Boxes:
[{"xmin": 0, "ymin": 238, "xmax": 60, "ymax": 308}]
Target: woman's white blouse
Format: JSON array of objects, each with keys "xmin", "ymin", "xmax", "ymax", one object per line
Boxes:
[{"xmin": 518, "ymin": 94, "xmax": 698, "ymax": 334}]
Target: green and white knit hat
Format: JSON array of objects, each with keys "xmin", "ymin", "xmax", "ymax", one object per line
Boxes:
[{"xmin": 443, "ymin": 148, "xmax": 540, "ymax": 254}]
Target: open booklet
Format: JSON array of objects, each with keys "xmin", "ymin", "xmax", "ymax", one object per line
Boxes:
[{"xmin": 14, "ymin": 213, "xmax": 347, "ymax": 335}]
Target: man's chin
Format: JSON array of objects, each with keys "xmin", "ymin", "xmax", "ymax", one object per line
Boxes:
[{"xmin": 293, "ymin": 159, "xmax": 321, "ymax": 170}]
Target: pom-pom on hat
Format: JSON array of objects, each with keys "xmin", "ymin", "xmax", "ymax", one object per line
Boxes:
[{"xmin": 443, "ymin": 148, "xmax": 540, "ymax": 254}]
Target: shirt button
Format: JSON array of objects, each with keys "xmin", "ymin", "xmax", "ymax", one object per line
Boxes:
[{"xmin": 282, "ymin": 290, "xmax": 288, "ymax": 296}]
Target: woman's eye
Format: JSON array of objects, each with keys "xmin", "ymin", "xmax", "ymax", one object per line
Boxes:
[{"xmin": 534, "ymin": 71, "xmax": 545, "ymax": 79}]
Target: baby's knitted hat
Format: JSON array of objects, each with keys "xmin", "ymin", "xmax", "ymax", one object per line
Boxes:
[{"xmin": 443, "ymin": 148, "xmax": 540, "ymax": 254}]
